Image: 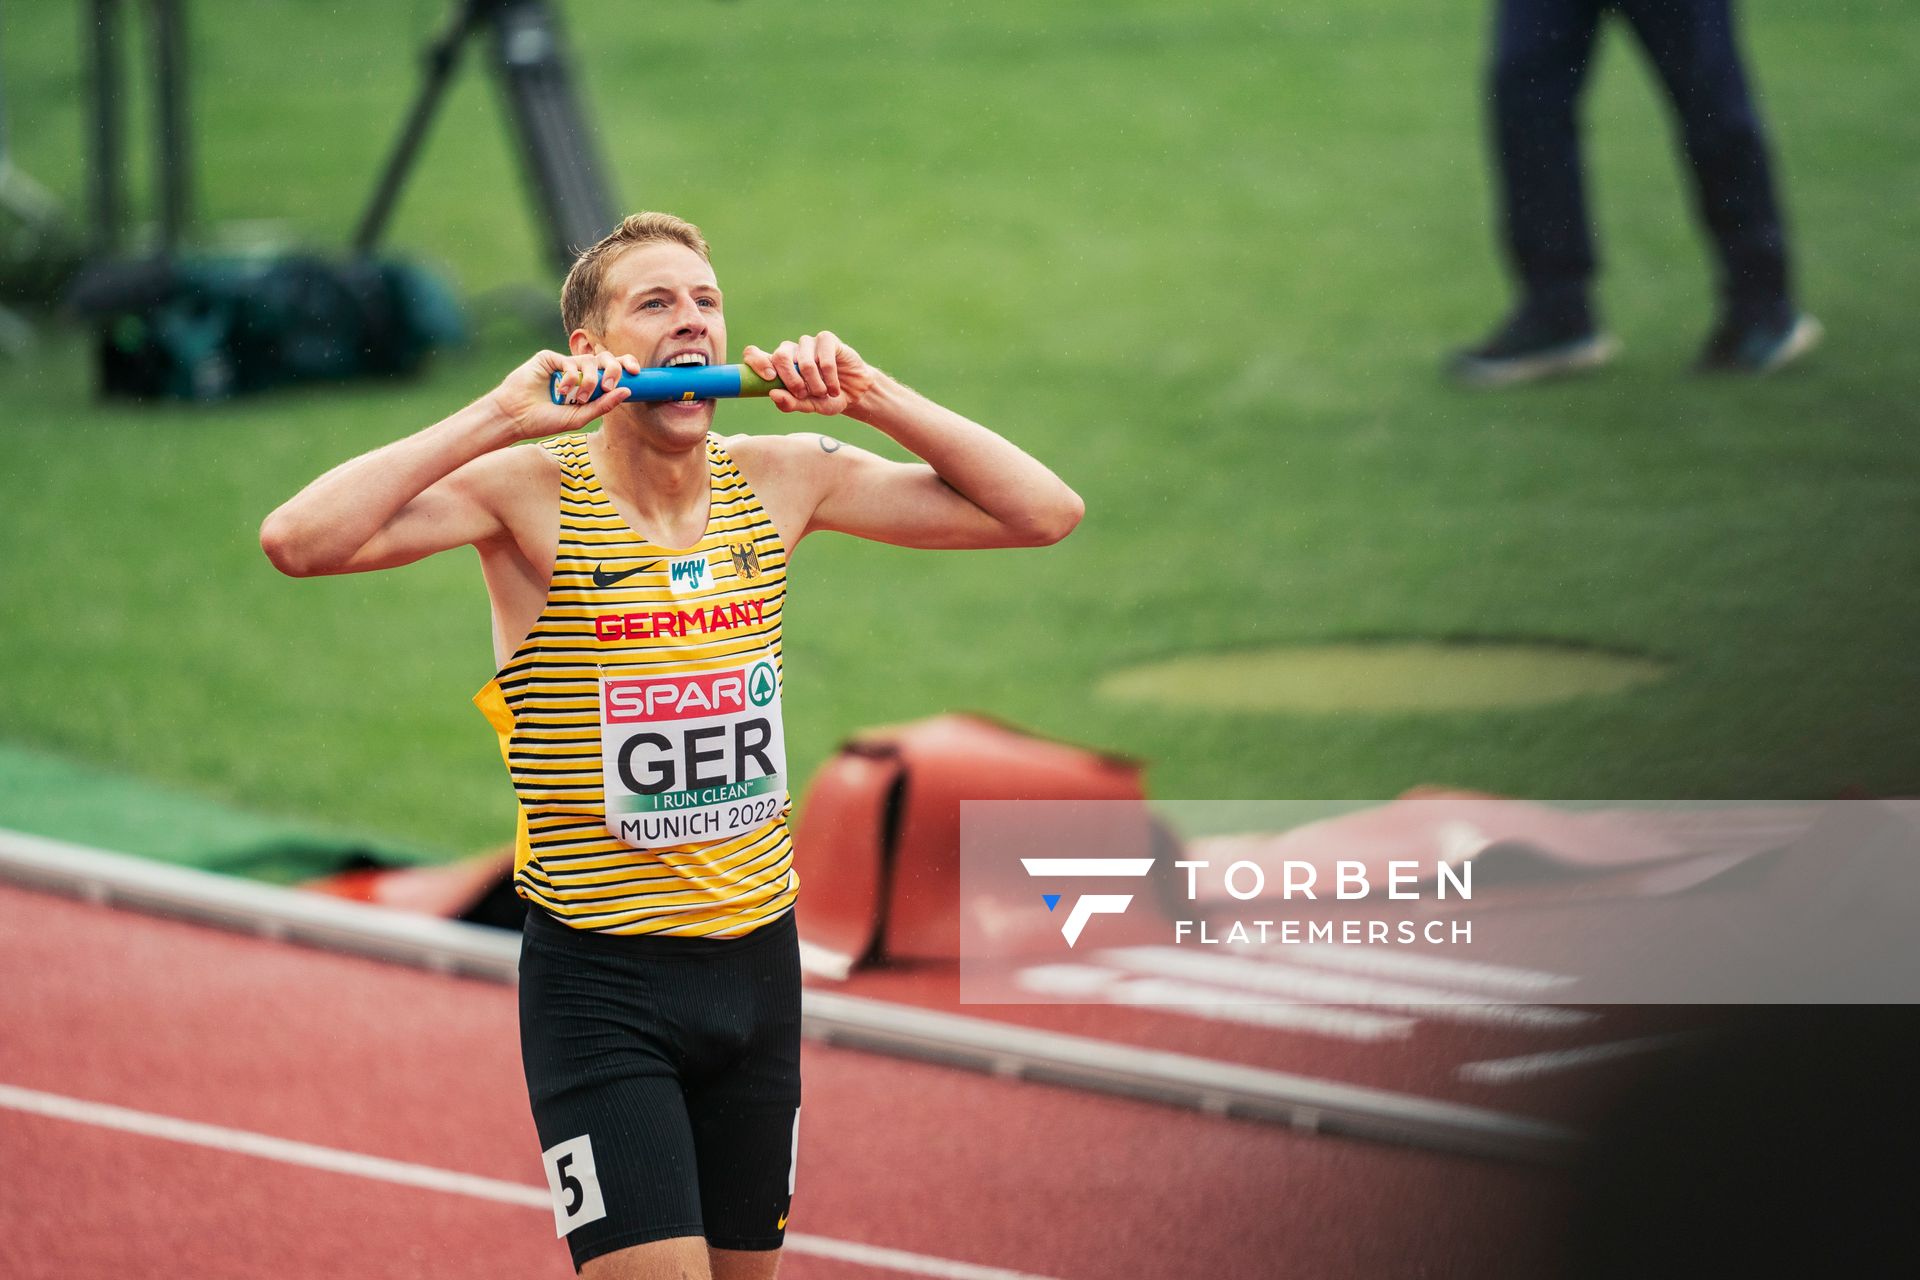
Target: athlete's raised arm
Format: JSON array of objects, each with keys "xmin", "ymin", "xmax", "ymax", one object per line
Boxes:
[
  {"xmin": 739, "ymin": 333, "xmax": 1084, "ymax": 550},
  {"xmin": 259, "ymin": 348, "xmax": 641, "ymax": 577}
]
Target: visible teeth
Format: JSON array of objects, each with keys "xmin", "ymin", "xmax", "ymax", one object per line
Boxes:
[{"xmin": 666, "ymin": 353, "xmax": 708, "ymax": 366}]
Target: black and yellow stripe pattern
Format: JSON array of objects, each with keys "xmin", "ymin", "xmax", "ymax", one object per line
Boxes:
[{"xmin": 473, "ymin": 432, "xmax": 798, "ymax": 938}]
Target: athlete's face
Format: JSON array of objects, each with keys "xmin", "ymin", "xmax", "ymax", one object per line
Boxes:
[{"xmin": 574, "ymin": 241, "xmax": 727, "ymax": 437}]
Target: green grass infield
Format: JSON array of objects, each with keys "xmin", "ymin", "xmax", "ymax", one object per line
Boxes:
[{"xmin": 1, "ymin": 1, "xmax": 1914, "ymax": 867}]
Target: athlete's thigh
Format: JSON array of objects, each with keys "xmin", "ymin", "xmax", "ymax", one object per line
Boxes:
[
  {"xmin": 683, "ymin": 921, "xmax": 803, "ymax": 1253},
  {"xmin": 528, "ymin": 1060, "xmax": 712, "ymax": 1270},
  {"xmin": 685, "ymin": 1088, "xmax": 800, "ymax": 1253},
  {"xmin": 580, "ymin": 1234, "xmax": 712, "ymax": 1280},
  {"xmin": 687, "ymin": 990, "xmax": 798, "ymax": 1243},
  {"xmin": 520, "ymin": 920, "xmax": 709, "ymax": 1270},
  {"xmin": 710, "ymin": 1243, "xmax": 782, "ymax": 1280}
]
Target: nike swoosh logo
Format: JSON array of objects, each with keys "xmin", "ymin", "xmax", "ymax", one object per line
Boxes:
[
  {"xmin": 592, "ymin": 561, "xmax": 659, "ymax": 588},
  {"xmin": 777, "ymin": 1213, "xmax": 788, "ymax": 1230}
]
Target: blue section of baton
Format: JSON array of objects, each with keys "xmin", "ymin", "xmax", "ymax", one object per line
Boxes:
[{"xmin": 549, "ymin": 365, "xmax": 748, "ymax": 404}]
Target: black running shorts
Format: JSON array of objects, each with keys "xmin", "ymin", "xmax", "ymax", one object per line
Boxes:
[{"xmin": 517, "ymin": 905, "xmax": 803, "ymax": 1270}]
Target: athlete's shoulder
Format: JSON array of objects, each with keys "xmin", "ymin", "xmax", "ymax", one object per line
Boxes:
[
  {"xmin": 717, "ymin": 431, "xmax": 789, "ymax": 478},
  {"xmin": 717, "ymin": 433, "xmax": 841, "ymax": 548},
  {"xmin": 449, "ymin": 435, "xmax": 566, "ymax": 525},
  {"xmin": 720, "ymin": 431, "xmax": 846, "ymax": 470},
  {"xmin": 473, "ymin": 433, "xmax": 570, "ymax": 479},
  {"xmin": 723, "ymin": 430, "xmax": 854, "ymax": 488}
]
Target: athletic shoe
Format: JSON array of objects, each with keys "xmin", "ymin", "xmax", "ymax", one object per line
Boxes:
[
  {"xmin": 1695, "ymin": 311, "xmax": 1823, "ymax": 375},
  {"xmin": 1446, "ymin": 307, "xmax": 1619, "ymax": 388}
]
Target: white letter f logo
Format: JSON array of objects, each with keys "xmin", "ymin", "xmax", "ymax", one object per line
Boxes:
[{"xmin": 1020, "ymin": 858, "xmax": 1155, "ymax": 948}]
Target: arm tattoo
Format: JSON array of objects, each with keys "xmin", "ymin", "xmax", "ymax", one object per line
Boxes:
[{"xmin": 817, "ymin": 435, "xmax": 842, "ymax": 454}]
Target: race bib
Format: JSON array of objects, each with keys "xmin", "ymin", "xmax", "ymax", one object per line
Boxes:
[{"xmin": 600, "ymin": 661, "xmax": 787, "ymax": 850}]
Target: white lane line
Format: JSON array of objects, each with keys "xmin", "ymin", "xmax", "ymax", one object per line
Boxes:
[
  {"xmin": 1097, "ymin": 947, "xmax": 1591, "ymax": 1031},
  {"xmin": 1247, "ymin": 942, "xmax": 1577, "ymax": 997},
  {"xmin": 1013, "ymin": 964, "xmax": 1416, "ymax": 1042},
  {"xmin": 0, "ymin": 1082, "xmax": 548, "ymax": 1207},
  {"xmin": 1455, "ymin": 1035, "xmax": 1691, "ymax": 1085},
  {"xmin": 0, "ymin": 1083, "xmax": 1064, "ymax": 1280}
]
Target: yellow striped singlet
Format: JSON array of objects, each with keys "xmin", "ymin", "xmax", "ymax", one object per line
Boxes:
[{"xmin": 472, "ymin": 431, "xmax": 798, "ymax": 938}]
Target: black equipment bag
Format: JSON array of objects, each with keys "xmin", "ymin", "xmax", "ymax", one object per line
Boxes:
[{"xmin": 68, "ymin": 253, "xmax": 463, "ymax": 401}]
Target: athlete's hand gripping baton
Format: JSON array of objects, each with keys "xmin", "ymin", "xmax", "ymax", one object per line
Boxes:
[{"xmin": 548, "ymin": 364, "xmax": 783, "ymax": 405}]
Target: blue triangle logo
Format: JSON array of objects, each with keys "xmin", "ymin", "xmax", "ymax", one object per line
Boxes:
[{"xmin": 1042, "ymin": 894, "xmax": 1061, "ymax": 912}]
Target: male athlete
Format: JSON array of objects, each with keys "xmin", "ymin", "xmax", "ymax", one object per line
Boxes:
[{"xmin": 259, "ymin": 212, "xmax": 1083, "ymax": 1279}]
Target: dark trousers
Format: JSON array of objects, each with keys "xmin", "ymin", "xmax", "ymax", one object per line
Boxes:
[{"xmin": 1491, "ymin": 0, "xmax": 1793, "ymax": 324}]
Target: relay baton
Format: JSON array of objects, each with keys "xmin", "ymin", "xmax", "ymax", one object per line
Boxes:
[{"xmin": 548, "ymin": 364, "xmax": 783, "ymax": 405}]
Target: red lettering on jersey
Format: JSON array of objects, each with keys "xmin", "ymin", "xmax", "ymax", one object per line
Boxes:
[
  {"xmin": 594, "ymin": 596, "xmax": 769, "ymax": 643},
  {"xmin": 604, "ymin": 668, "xmax": 755, "ymax": 723}
]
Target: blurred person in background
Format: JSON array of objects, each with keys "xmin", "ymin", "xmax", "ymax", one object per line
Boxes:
[{"xmin": 1449, "ymin": 0, "xmax": 1821, "ymax": 387}]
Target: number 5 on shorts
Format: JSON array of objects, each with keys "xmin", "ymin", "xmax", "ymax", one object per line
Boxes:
[{"xmin": 543, "ymin": 1134, "xmax": 609, "ymax": 1237}]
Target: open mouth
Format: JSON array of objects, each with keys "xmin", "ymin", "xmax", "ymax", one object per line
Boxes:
[{"xmin": 660, "ymin": 351, "xmax": 712, "ymax": 408}]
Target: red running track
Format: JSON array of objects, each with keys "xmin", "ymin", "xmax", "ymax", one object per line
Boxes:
[
  {"xmin": 833, "ymin": 961, "xmax": 1705, "ymax": 1127},
  {"xmin": 0, "ymin": 884, "xmax": 1573, "ymax": 1279}
]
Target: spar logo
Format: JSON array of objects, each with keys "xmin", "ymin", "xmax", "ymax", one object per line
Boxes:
[
  {"xmin": 1021, "ymin": 857, "xmax": 1156, "ymax": 947},
  {"xmin": 604, "ymin": 668, "xmax": 749, "ymax": 723},
  {"xmin": 747, "ymin": 661, "xmax": 778, "ymax": 708},
  {"xmin": 668, "ymin": 553, "xmax": 713, "ymax": 596}
]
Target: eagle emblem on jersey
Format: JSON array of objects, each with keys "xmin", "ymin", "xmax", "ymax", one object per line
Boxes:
[{"xmin": 729, "ymin": 541, "xmax": 761, "ymax": 579}]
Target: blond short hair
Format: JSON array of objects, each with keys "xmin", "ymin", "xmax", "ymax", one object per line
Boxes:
[{"xmin": 560, "ymin": 212, "xmax": 712, "ymax": 334}]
